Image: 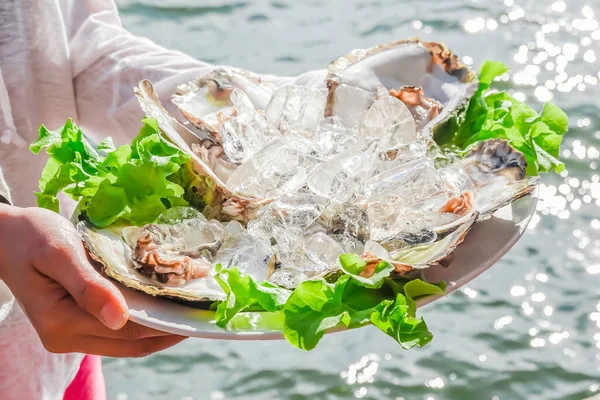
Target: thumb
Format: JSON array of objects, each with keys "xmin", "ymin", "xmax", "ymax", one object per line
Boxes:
[
  {"xmin": 38, "ymin": 243, "xmax": 129, "ymax": 330},
  {"xmin": 77, "ymin": 270, "xmax": 130, "ymax": 331}
]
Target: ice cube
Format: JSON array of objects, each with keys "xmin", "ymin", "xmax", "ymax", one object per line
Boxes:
[
  {"xmin": 219, "ymin": 89, "xmax": 279, "ymax": 163},
  {"xmin": 369, "ymin": 202, "xmax": 457, "ymax": 243},
  {"xmin": 328, "ymin": 84, "xmax": 377, "ymax": 128},
  {"xmin": 272, "ymin": 225, "xmax": 314, "ymax": 272},
  {"xmin": 307, "ymin": 140, "xmax": 379, "ymax": 202},
  {"xmin": 266, "ymin": 85, "xmax": 326, "ymax": 136},
  {"xmin": 305, "ymin": 232, "xmax": 345, "ymax": 269},
  {"xmin": 274, "ymin": 193, "xmax": 330, "ymax": 226},
  {"xmin": 175, "ymin": 216, "xmax": 223, "ymax": 248},
  {"xmin": 366, "ymin": 202, "xmax": 399, "ymax": 242},
  {"xmin": 394, "ymin": 209, "xmax": 457, "ymax": 233},
  {"xmin": 439, "ymin": 166, "xmax": 476, "ymax": 196},
  {"xmin": 213, "ymin": 232, "xmax": 274, "ymax": 281},
  {"xmin": 365, "ymin": 158, "xmax": 447, "ymax": 206},
  {"xmin": 207, "ymin": 219, "xmax": 227, "ymax": 240},
  {"xmin": 366, "ymin": 160, "xmax": 450, "ymax": 243},
  {"xmin": 364, "ymin": 240, "xmax": 391, "ymax": 260},
  {"xmin": 224, "ymin": 220, "xmax": 245, "ymax": 236},
  {"xmin": 319, "ymin": 202, "xmax": 370, "ymax": 240},
  {"xmin": 360, "ymin": 93, "xmax": 417, "ymax": 151},
  {"xmin": 330, "ymin": 233, "xmax": 365, "ymax": 255},
  {"xmin": 226, "ymin": 135, "xmax": 324, "ymax": 198},
  {"xmin": 374, "ymin": 141, "xmax": 427, "ymax": 175},
  {"xmin": 312, "ymin": 116, "xmax": 358, "ymax": 159},
  {"xmin": 269, "ymin": 267, "xmax": 309, "ymax": 289},
  {"xmin": 246, "ymin": 213, "xmax": 278, "ymax": 241},
  {"xmin": 247, "ymin": 193, "xmax": 330, "ymax": 240}
]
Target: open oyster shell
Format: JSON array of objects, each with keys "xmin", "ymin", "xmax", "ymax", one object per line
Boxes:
[
  {"xmin": 79, "ymin": 221, "xmax": 227, "ymax": 302},
  {"xmin": 135, "ymin": 79, "xmax": 269, "ymax": 223},
  {"xmin": 78, "ymin": 211, "xmax": 281, "ymax": 302},
  {"xmin": 171, "ymin": 67, "xmax": 277, "ymax": 142},
  {"xmin": 169, "ymin": 38, "xmax": 478, "ymax": 147},
  {"xmin": 325, "ymin": 38, "xmax": 479, "ymax": 139},
  {"xmin": 382, "ymin": 210, "xmax": 478, "ymax": 271},
  {"xmin": 449, "ymin": 139, "xmax": 539, "ymax": 219},
  {"xmin": 311, "ymin": 208, "xmax": 478, "ymax": 284}
]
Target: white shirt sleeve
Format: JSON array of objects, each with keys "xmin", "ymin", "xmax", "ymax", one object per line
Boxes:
[{"xmin": 61, "ymin": 0, "xmax": 326, "ymax": 144}]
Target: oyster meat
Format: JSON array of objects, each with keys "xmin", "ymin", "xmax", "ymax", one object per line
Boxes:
[
  {"xmin": 79, "ymin": 219, "xmax": 223, "ymax": 302},
  {"xmin": 79, "ymin": 209, "xmax": 277, "ymax": 302}
]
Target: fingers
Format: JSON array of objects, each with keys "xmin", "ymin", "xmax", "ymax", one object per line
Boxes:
[
  {"xmin": 32, "ymin": 294, "xmax": 186, "ymax": 356},
  {"xmin": 57, "ymin": 300, "xmax": 175, "ymax": 339},
  {"xmin": 48, "ymin": 334, "xmax": 187, "ymax": 358},
  {"xmin": 96, "ymin": 321, "xmax": 177, "ymax": 340},
  {"xmin": 35, "ymin": 239, "xmax": 129, "ymax": 330}
]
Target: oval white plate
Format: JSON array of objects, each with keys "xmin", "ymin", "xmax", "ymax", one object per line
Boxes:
[{"xmin": 117, "ymin": 190, "xmax": 537, "ymax": 340}]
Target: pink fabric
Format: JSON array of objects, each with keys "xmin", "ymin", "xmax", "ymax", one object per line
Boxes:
[{"xmin": 63, "ymin": 356, "xmax": 106, "ymax": 400}]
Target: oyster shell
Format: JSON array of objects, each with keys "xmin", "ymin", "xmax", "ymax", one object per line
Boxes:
[
  {"xmin": 134, "ymin": 79, "xmax": 269, "ymax": 223},
  {"xmin": 79, "ymin": 219, "xmax": 225, "ymax": 302},
  {"xmin": 324, "ymin": 38, "xmax": 478, "ymax": 139},
  {"xmin": 377, "ymin": 210, "xmax": 478, "ymax": 271},
  {"xmin": 171, "ymin": 67, "xmax": 276, "ymax": 141},
  {"xmin": 79, "ymin": 213, "xmax": 277, "ymax": 302},
  {"xmin": 447, "ymin": 139, "xmax": 539, "ymax": 218},
  {"xmin": 307, "ymin": 207, "xmax": 478, "ymax": 284}
]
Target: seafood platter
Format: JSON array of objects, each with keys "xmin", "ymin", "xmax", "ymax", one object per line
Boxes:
[{"xmin": 30, "ymin": 39, "xmax": 567, "ymax": 350}]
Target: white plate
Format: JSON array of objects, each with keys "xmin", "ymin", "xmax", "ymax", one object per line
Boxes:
[{"xmin": 118, "ymin": 190, "xmax": 537, "ymax": 340}]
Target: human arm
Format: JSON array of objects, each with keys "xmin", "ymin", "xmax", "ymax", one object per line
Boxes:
[{"xmin": 62, "ymin": 0, "xmax": 326, "ymax": 143}]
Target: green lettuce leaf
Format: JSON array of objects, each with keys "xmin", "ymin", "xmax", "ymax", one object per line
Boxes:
[
  {"xmin": 434, "ymin": 60, "xmax": 569, "ymax": 175},
  {"xmin": 214, "ymin": 256, "xmax": 444, "ymax": 351},
  {"xmin": 214, "ymin": 265, "xmax": 292, "ymax": 328},
  {"xmin": 371, "ymin": 279, "xmax": 445, "ymax": 349},
  {"xmin": 338, "ymin": 253, "xmax": 395, "ymax": 289},
  {"xmin": 30, "ymin": 118, "xmax": 191, "ymax": 227}
]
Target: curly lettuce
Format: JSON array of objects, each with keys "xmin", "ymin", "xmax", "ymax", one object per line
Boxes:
[
  {"xmin": 434, "ymin": 60, "xmax": 569, "ymax": 176},
  {"xmin": 30, "ymin": 118, "xmax": 191, "ymax": 227},
  {"xmin": 214, "ymin": 256, "xmax": 446, "ymax": 351}
]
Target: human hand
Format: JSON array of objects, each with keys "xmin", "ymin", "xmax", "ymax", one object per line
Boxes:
[{"xmin": 0, "ymin": 204, "xmax": 187, "ymax": 357}]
